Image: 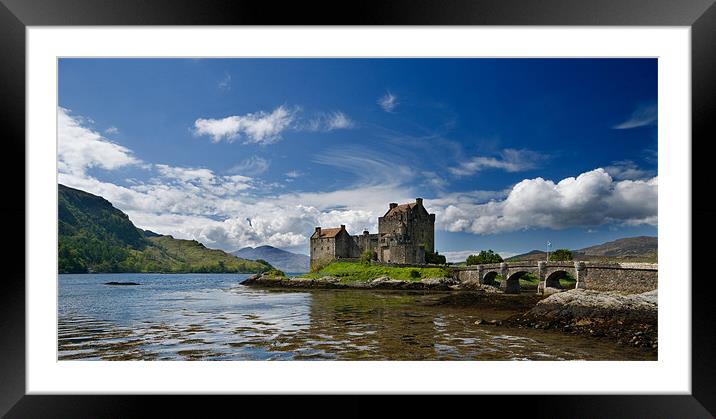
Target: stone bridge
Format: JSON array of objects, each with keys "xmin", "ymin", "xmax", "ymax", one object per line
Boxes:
[{"xmin": 452, "ymin": 261, "xmax": 658, "ymax": 294}]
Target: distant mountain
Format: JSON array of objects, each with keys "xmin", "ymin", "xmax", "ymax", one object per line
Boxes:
[
  {"xmin": 506, "ymin": 236, "xmax": 657, "ymax": 263},
  {"xmin": 58, "ymin": 184, "xmax": 273, "ymax": 274},
  {"xmin": 232, "ymin": 245, "xmax": 310, "ymax": 273}
]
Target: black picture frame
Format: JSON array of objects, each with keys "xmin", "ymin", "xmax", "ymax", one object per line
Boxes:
[{"xmin": 1, "ymin": 0, "xmax": 714, "ymax": 417}]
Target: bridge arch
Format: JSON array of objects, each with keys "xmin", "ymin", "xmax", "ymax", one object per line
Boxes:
[
  {"xmin": 544, "ymin": 270, "xmax": 568, "ymax": 289},
  {"xmin": 482, "ymin": 270, "xmax": 499, "ymax": 287},
  {"xmin": 503, "ymin": 270, "xmax": 529, "ymax": 294}
]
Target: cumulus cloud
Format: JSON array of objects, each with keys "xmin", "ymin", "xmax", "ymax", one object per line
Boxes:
[
  {"xmin": 613, "ymin": 102, "xmax": 657, "ymax": 129},
  {"xmin": 193, "ymin": 105, "xmax": 298, "ymax": 144},
  {"xmin": 378, "ymin": 91, "xmax": 398, "ymax": 112},
  {"xmin": 58, "ymin": 107, "xmax": 139, "ymax": 176},
  {"xmin": 449, "ymin": 149, "xmax": 547, "ymax": 176},
  {"xmin": 227, "ymin": 156, "xmax": 270, "ymax": 176},
  {"xmin": 433, "ymin": 169, "xmax": 657, "ymax": 235}
]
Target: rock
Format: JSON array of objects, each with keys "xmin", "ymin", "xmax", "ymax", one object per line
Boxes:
[
  {"xmin": 542, "ymin": 287, "xmax": 564, "ymax": 296},
  {"xmin": 515, "ymin": 288, "xmax": 658, "ymax": 349},
  {"xmin": 420, "ymin": 277, "xmax": 458, "ymax": 286},
  {"xmin": 474, "ymin": 319, "xmax": 501, "ymax": 326}
]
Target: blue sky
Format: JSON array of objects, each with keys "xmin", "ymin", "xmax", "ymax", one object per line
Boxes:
[{"xmin": 58, "ymin": 58, "xmax": 657, "ymax": 260}]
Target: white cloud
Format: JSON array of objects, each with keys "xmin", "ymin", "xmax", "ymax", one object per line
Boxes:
[
  {"xmin": 227, "ymin": 156, "xmax": 270, "ymax": 176},
  {"xmin": 449, "ymin": 149, "xmax": 546, "ymax": 176},
  {"xmin": 193, "ymin": 105, "xmax": 298, "ymax": 144},
  {"xmin": 613, "ymin": 103, "xmax": 657, "ymax": 129},
  {"xmin": 306, "ymin": 111, "xmax": 355, "ymax": 131},
  {"xmin": 312, "ymin": 147, "xmax": 415, "ymax": 187},
  {"xmin": 58, "ymin": 107, "xmax": 139, "ymax": 176},
  {"xmin": 218, "ymin": 73, "xmax": 231, "ymax": 91},
  {"xmin": 285, "ymin": 170, "xmax": 302, "ymax": 179},
  {"xmin": 433, "ymin": 169, "xmax": 657, "ymax": 235},
  {"xmin": 378, "ymin": 91, "xmax": 398, "ymax": 112},
  {"xmin": 105, "ymin": 126, "xmax": 119, "ymax": 135},
  {"xmin": 603, "ymin": 160, "xmax": 655, "ymax": 180}
]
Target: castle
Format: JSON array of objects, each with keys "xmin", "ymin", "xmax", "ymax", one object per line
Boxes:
[{"xmin": 310, "ymin": 198, "xmax": 435, "ymax": 269}]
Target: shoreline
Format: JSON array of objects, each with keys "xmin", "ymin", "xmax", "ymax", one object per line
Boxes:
[{"xmin": 242, "ymin": 273, "xmax": 657, "ymax": 351}]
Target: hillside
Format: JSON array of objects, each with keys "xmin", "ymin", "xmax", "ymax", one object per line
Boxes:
[
  {"xmin": 58, "ymin": 184, "xmax": 272, "ymax": 274},
  {"xmin": 506, "ymin": 236, "xmax": 658, "ymax": 263},
  {"xmin": 232, "ymin": 245, "xmax": 310, "ymax": 273}
]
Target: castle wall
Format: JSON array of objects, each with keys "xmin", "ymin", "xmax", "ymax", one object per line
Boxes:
[
  {"xmin": 353, "ymin": 233, "xmax": 379, "ymax": 257},
  {"xmin": 310, "ymin": 236, "xmax": 336, "ymax": 270}
]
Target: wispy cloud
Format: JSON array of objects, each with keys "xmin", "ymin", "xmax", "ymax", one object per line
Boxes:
[
  {"xmin": 449, "ymin": 149, "xmax": 547, "ymax": 177},
  {"xmin": 603, "ymin": 160, "xmax": 655, "ymax": 180},
  {"xmin": 305, "ymin": 111, "xmax": 355, "ymax": 132},
  {"xmin": 312, "ymin": 147, "xmax": 414, "ymax": 187},
  {"xmin": 104, "ymin": 126, "xmax": 119, "ymax": 135},
  {"xmin": 613, "ymin": 102, "xmax": 657, "ymax": 129},
  {"xmin": 193, "ymin": 105, "xmax": 298, "ymax": 144},
  {"xmin": 378, "ymin": 91, "xmax": 398, "ymax": 112},
  {"xmin": 227, "ymin": 156, "xmax": 270, "ymax": 176},
  {"xmin": 218, "ymin": 72, "xmax": 231, "ymax": 91}
]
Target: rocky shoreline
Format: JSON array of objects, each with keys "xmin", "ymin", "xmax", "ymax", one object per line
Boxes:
[
  {"xmin": 503, "ymin": 289, "xmax": 658, "ymax": 351},
  {"xmin": 240, "ymin": 273, "xmax": 486, "ymax": 291},
  {"xmin": 241, "ymin": 273, "xmax": 658, "ymax": 351}
]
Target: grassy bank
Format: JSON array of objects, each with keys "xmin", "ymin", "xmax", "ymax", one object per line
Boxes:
[{"xmin": 300, "ymin": 261, "xmax": 451, "ymax": 283}]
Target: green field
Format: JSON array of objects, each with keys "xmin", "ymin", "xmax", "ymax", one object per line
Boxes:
[{"xmin": 300, "ymin": 261, "xmax": 451, "ymax": 283}]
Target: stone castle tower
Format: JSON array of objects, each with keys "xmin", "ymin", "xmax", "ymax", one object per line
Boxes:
[{"xmin": 310, "ymin": 198, "xmax": 435, "ymax": 270}]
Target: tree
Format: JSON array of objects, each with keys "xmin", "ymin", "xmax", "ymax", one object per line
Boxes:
[
  {"xmin": 466, "ymin": 249, "xmax": 503, "ymax": 265},
  {"xmin": 549, "ymin": 248, "xmax": 573, "ymax": 261},
  {"xmin": 425, "ymin": 250, "xmax": 446, "ymax": 264}
]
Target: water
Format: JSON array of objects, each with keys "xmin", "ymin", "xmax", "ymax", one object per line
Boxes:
[{"xmin": 58, "ymin": 273, "xmax": 655, "ymax": 361}]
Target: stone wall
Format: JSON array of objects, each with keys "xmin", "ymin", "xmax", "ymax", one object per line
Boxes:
[{"xmin": 581, "ymin": 263, "xmax": 657, "ymax": 293}]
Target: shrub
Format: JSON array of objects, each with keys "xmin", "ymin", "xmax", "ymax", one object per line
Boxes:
[
  {"xmin": 466, "ymin": 250, "xmax": 503, "ymax": 265},
  {"xmin": 360, "ymin": 249, "xmax": 377, "ymax": 265},
  {"xmin": 425, "ymin": 250, "xmax": 446, "ymax": 264},
  {"xmin": 549, "ymin": 249, "xmax": 573, "ymax": 261},
  {"xmin": 264, "ymin": 268, "xmax": 285, "ymax": 277},
  {"xmin": 409, "ymin": 269, "xmax": 421, "ymax": 279}
]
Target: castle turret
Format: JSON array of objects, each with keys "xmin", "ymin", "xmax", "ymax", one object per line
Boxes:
[{"xmin": 415, "ymin": 197, "xmax": 423, "ymax": 206}]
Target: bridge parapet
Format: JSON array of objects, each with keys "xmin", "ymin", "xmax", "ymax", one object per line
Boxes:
[{"xmin": 452, "ymin": 260, "xmax": 657, "ymax": 294}]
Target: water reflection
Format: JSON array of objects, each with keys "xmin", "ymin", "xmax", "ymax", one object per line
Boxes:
[{"xmin": 58, "ymin": 274, "xmax": 655, "ymax": 361}]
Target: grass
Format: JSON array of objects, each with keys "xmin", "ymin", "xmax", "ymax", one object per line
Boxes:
[{"xmin": 300, "ymin": 261, "xmax": 451, "ymax": 283}]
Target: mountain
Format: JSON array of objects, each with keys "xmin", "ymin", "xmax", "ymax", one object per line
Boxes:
[
  {"xmin": 58, "ymin": 184, "xmax": 273, "ymax": 274},
  {"xmin": 505, "ymin": 236, "xmax": 658, "ymax": 263},
  {"xmin": 232, "ymin": 245, "xmax": 310, "ymax": 273}
]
